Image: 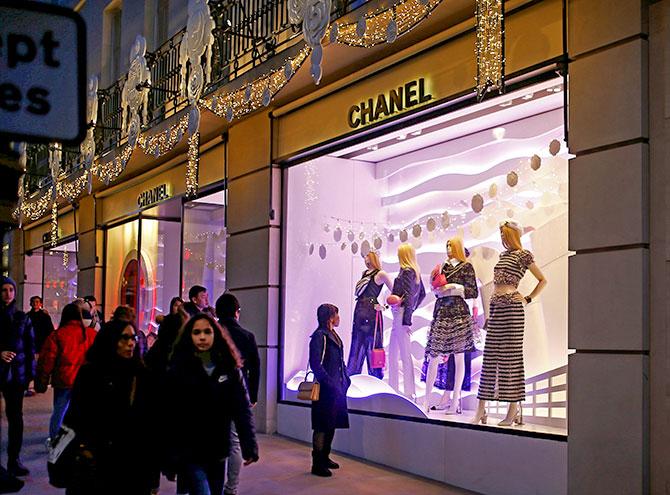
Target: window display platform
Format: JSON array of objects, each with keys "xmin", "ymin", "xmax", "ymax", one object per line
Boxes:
[{"xmin": 277, "ymin": 402, "xmax": 567, "ymax": 495}]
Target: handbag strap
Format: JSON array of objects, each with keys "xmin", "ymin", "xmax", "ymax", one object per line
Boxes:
[
  {"xmin": 305, "ymin": 334, "xmax": 327, "ymax": 374},
  {"xmin": 372, "ymin": 310, "xmax": 382, "ymax": 350}
]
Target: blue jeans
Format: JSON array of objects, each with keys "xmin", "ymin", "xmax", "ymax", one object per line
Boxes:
[
  {"xmin": 186, "ymin": 460, "xmax": 226, "ymax": 495},
  {"xmin": 49, "ymin": 388, "xmax": 71, "ymax": 440},
  {"xmin": 224, "ymin": 423, "xmax": 242, "ymax": 494}
]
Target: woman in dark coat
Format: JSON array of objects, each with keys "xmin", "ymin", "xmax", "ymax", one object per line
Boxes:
[
  {"xmin": 165, "ymin": 313, "xmax": 258, "ymax": 495},
  {"xmin": 63, "ymin": 319, "xmax": 152, "ymax": 495},
  {"xmin": 309, "ymin": 303, "xmax": 351, "ymax": 477}
]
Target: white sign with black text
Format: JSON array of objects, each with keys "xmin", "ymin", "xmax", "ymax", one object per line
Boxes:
[{"xmin": 0, "ymin": 1, "xmax": 86, "ymax": 144}]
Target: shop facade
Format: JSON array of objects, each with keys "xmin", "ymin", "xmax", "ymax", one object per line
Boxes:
[{"xmin": 10, "ymin": 0, "xmax": 658, "ymax": 493}]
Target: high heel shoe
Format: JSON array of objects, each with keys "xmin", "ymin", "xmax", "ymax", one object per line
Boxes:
[
  {"xmin": 444, "ymin": 399, "xmax": 462, "ymax": 415},
  {"xmin": 498, "ymin": 403, "xmax": 523, "ymax": 426},
  {"xmin": 470, "ymin": 410, "xmax": 487, "ymax": 425}
]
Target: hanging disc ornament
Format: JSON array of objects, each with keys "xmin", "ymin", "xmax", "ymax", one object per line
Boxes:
[
  {"xmin": 426, "ymin": 218, "xmax": 436, "ymax": 232},
  {"xmin": 323, "ymin": 224, "xmax": 330, "ymax": 232},
  {"xmin": 374, "ymin": 237, "xmax": 382, "ymax": 250},
  {"xmin": 489, "ymin": 183, "xmax": 498, "ymax": 198},
  {"xmin": 399, "ymin": 230, "xmax": 408, "ymax": 242},
  {"xmin": 387, "ymin": 232, "xmax": 395, "ymax": 243},
  {"xmin": 333, "ymin": 227, "xmax": 342, "ymax": 242},
  {"xmin": 549, "ymin": 139, "xmax": 561, "ymax": 156},
  {"xmin": 506, "ymin": 171, "xmax": 519, "ymax": 187},
  {"xmin": 441, "ymin": 212, "xmax": 450, "ymax": 229},
  {"xmin": 351, "ymin": 242, "xmax": 359, "ymax": 254},
  {"xmin": 284, "ymin": 60, "xmax": 294, "ymax": 80},
  {"xmin": 347, "ymin": 230, "xmax": 355, "ymax": 242},
  {"xmin": 341, "ymin": 242, "xmax": 347, "ymax": 250},
  {"xmin": 412, "ymin": 224, "xmax": 422, "ymax": 238},
  {"xmin": 359, "ymin": 231, "xmax": 365, "ymax": 240},
  {"xmin": 319, "ymin": 244, "xmax": 327, "ymax": 259},
  {"xmin": 471, "ymin": 194, "xmax": 484, "ymax": 213},
  {"xmin": 329, "ymin": 22, "xmax": 339, "ymax": 43},
  {"xmin": 526, "ymin": 201, "xmax": 535, "ymax": 210},
  {"xmin": 386, "ymin": 18, "xmax": 398, "ymax": 43},
  {"xmin": 361, "ymin": 240, "xmax": 371, "ymax": 256},
  {"xmin": 530, "ymin": 154, "xmax": 542, "ymax": 171},
  {"xmin": 309, "ymin": 244, "xmax": 315, "ymax": 255},
  {"xmin": 356, "ymin": 16, "xmax": 367, "ymax": 37}
]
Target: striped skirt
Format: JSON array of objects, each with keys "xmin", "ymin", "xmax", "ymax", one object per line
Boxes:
[{"xmin": 477, "ymin": 293, "xmax": 526, "ymax": 402}]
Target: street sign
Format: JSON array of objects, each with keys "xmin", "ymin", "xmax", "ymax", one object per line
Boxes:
[{"xmin": 0, "ymin": 1, "xmax": 86, "ymax": 145}]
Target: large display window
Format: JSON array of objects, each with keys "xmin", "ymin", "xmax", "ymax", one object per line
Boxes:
[{"xmin": 282, "ymin": 79, "xmax": 569, "ymax": 435}]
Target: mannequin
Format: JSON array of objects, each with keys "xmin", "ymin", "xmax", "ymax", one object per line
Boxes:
[
  {"xmin": 347, "ymin": 252, "xmax": 393, "ymax": 379},
  {"xmin": 471, "ymin": 221, "xmax": 547, "ymax": 426},
  {"xmin": 388, "ymin": 243, "xmax": 426, "ymax": 400},
  {"xmin": 423, "ymin": 237, "xmax": 478, "ymax": 414}
]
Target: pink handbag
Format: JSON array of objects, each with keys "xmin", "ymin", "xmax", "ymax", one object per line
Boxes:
[{"xmin": 370, "ymin": 311, "xmax": 386, "ymax": 369}]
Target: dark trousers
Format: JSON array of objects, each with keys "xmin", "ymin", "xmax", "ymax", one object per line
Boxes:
[
  {"xmin": 347, "ymin": 330, "xmax": 383, "ymax": 379},
  {"xmin": 312, "ymin": 430, "xmax": 335, "ymax": 468},
  {"xmin": 0, "ymin": 384, "xmax": 25, "ymax": 462}
]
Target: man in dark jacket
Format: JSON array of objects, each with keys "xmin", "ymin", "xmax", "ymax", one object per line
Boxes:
[
  {"xmin": 183, "ymin": 285, "xmax": 216, "ymax": 318},
  {"xmin": 28, "ymin": 296, "xmax": 55, "ymax": 354},
  {"xmin": 0, "ymin": 276, "xmax": 35, "ymax": 476},
  {"xmin": 215, "ymin": 292, "xmax": 260, "ymax": 495}
]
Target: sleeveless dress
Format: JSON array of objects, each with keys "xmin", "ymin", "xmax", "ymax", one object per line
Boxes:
[
  {"xmin": 346, "ymin": 270, "xmax": 384, "ymax": 379},
  {"xmin": 477, "ymin": 249, "xmax": 534, "ymax": 402}
]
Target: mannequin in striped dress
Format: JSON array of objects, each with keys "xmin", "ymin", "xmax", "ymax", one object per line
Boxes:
[{"xmin": 471, "ymin": 220, "xmax": 547, "ymax": 426}]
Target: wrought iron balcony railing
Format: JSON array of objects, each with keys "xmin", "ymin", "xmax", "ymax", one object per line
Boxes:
[{"xmin": 25, "ymin": 0, "xmax": 370, "ymax": 196}]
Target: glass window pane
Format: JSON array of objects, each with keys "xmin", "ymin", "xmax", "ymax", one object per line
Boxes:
[
  {"xmin": 23, "ymin": 248, "xmax": 44, "ymax": 310},
  {"xmin": 182, "ymin": 191, "xmax": 226, "ymax": 302},
  {"xmin": 138, "ymin": 218, "xmax": 181, "ymax": 347},
  {"xmin": 43, "ymin": 241, "xmax": 78, "ymax": 325},
  {"xmin": 105, "ymin": 221, "xmax": 139, "ymax": 321}
]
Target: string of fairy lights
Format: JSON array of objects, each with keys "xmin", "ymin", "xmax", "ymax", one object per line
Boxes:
[{"xmin": 19, "ymin": 0, "xmax": 505, "ymax": 232}]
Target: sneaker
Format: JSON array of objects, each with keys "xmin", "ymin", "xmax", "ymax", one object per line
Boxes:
[
  {"xmin": 8, "ymin": 460, "xmax": 30, "ymax": 477},
  {"xmin": 311, "ymin": 466, "xmax": 332, "ymax": 477}
]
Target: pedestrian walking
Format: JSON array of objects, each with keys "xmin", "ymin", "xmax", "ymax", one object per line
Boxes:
[
  {"xmin": 309, "ymin": 303, "xmax": 351, "ymax": 477},
  {"xmin": 63, "ymin": 319, "xmax": 152, "ymax": 494},
  {"xmin": 215, "ymin": 293, "xmax": 261, "ymax": 495},
  {"xmin": 35, "ymin": 302, "xmax": 97, "ymax": 441},
  {"xmin": 0, "ymin": 276, "xmax": 35, "ymax": 476},
  {"xmin": 183, "ymin": 285, "xmax": 216, "ymax": 318},
  {"xmin": 166, "ymin": 313, "xmax": 258, "ymax": 495},
  {"xmin": 27, "ymin": 296, "xmax": 55, "ymax": 354}
]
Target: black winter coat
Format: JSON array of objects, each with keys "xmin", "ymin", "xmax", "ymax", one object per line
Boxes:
[
  {"xmin": 309, "ymin": 328, "xmax": 350, "ymax": 431},
  {"xmin": 220, "ymin": 317, "xmax": 261, "ymax": 404},
  {"xmin": 0, "ymin": 302, "xmax": 35, "ymax": 388},
  {"xmin": 166, "ymin": 355, "xmax": 259, "ymax": 467},
  {"xmin": 28, "ymin": 309, "xmax": 54, "ymax": 353},
  {"xmin": 63, "ymin": 358, "xmax": 152, "ymax": 494}
]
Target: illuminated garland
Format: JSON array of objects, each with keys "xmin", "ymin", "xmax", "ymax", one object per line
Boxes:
[
  {"xmin": 93, "ymin": 144, "xmax": 134, "ymax": 185},
  {"xmin": 186, "ymin": 132, "xmax": 200, "ymax": 197},
  {"xmin": 201, "ymin": 46, "xmax": 311, "ymax": 122},
  {"xmin": 137, "ymin": 114, "xmax": 190, "ymax": 157},
  {"xmin": 332, "ymin": 0, "xmax": 442, "ymax": 48},
  {"xmin": 20, "ymin": 186, "xmax": 54, "ymax": 221},
  {"xmin": 58, "ymin": 168, "xmax": 89, "ymax": 203},
  {"xmin": 475, "ymin": 0, "xmax": 505, "ymax": 99},
  {"xmin": 50, "ymin": 201, "xmax": 58, "ymax": 248}
]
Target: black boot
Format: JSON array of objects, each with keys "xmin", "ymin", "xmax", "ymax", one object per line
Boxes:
[
  {"xmin": 311, "ymin": 455, "xmax": 332, "ymax": 477},
  {"xmin": 311, "ymin": 431, "xmax": 332, "ymax": 477},
  {"xmin": 7, "ymin": 460, "xmax": 29, "ymax": 477},
  {"xmin": 326, "ymin": 458, "xmax": 339, "ymax": 469}
]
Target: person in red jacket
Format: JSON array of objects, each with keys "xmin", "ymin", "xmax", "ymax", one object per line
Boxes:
[{"xmin": 35, "ymin": 303, "xmax": 97, "ymax": 442}]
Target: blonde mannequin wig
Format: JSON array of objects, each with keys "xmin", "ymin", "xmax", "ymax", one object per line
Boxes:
[{"xmin": 397, "ymin": 243, "xmax": 421, "ymax": 282}]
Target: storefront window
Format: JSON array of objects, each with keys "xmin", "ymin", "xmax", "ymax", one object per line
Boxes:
[
  {"xmin": 182, "ymin": 190, "xmax": 226, "ymax": 302},
  {"xmin": 105, "ymin": 220, "xmax": 140, "ymax": 321},
  {"xmin": 43, "ymin": 241, "xmax": 78, "ymax": 325},
  {"xmin": 23, "ymin": 248, "xmax": 44, "ymax": 310},
  {"xmin": 282, "ymin": 79, "xmax": 569, "ymax": 434}
]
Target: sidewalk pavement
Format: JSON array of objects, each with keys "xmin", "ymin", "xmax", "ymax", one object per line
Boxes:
[{"xmin": 12, "ymin": 389, "xmax": 476, "ymax": 495}]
